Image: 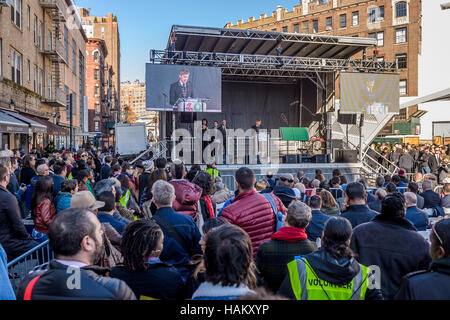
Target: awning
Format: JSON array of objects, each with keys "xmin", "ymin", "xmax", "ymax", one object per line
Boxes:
[
  {"xmin": 26, "ymin": 116, "xmax": 69, "ymax": 136},
  {"xmin": 0, "ymin": 110, "xmax": 29, "ymax": 134},
  {"xmin": 3, "ymin": 111, "xmax": 47, "ymax": 134},
  {"xmin": 281, "ymin": 127, "xmax": 309, "ymax": 141},
  {"xmin": 400, "ymin": 88, "xmax": 450, "ymax": 109}
]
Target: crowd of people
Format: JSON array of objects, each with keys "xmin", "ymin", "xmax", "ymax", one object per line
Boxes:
[{"xmin": 0, "ymin": 143, "xmax": 449, "ymax": 301}]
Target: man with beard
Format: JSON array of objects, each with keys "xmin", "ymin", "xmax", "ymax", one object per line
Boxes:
[{"xmin": 16, "ymin": 208, "xmax": 136, "ymax": 300}]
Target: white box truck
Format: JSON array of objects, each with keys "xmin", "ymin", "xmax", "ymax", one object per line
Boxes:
[{"xmin": 115, "ymin": 123, "xmax": 148, "ymax": 155}]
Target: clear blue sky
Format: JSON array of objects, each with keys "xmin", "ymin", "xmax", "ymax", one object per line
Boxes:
[{"xmin": 75, "ymin": 0, "xmax": 300, "ymax": 82}]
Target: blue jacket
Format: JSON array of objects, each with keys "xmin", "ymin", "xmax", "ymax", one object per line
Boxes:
[
  {"xmin": 406, "ymin": 206, "xmax": 429, "ymax": 231},
  {"xmin": 97, "ymin": 212, "xmax": 127, "ymax": 234},
  {"xmin": 306, "ymin": 210, "xmax": 331, "ymax": 242},
  {"xmin": 341, "ymin": 204, "xmax": 378, "ymax": 228},
  {"xmin": 101, "ymin": 164, "xmax": 111, "ymax": 180},
  {"xmin": 52, "ymin": 175, "xmax": 66, "ymax": 198},
  {"xmin": 0, "ymin": 244, "xmax": 15, "ymax": 300},
  {"xmin": 54, "ymin": 192, "xmax": 72, "ymax": 213},
  {"xmin": 153, "ymin": 207, "xmax": 202, "ymax": 267}
]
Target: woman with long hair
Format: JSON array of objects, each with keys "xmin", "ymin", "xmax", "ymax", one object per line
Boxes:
[
  {"xmin": 110, "ymin": 219, "xmax": 185, "ymax": 300},
  {"xmin": 31, "ymin": 176, "xmax": 56, "ymax": 242},
  {"xmin": 19, "ymin": 154, "xmax": 37, "ymax": 185},
  {"xmin": 140, "ymin": 169, "xmax": 168, "ymax": 218},
  {"xmin": 192, "ymin": 171, "xmax": 216, "ymax": 223},
  {"xmin": 319, "ymin": 189, "xmax": 341, "ymax": 217},
  {"xmin": 278, "ymin": 217, "xmax": 383, "ymax": 300},
  {"xmin": 192, "ymin": 224, "xmax": 257, "ymax": 300}
]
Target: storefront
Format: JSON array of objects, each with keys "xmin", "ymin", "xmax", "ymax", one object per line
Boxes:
[
  {"xmin": 0, "ymin": 110, "xmax": 32, "ymax": 151},
  {"xmin": 4, "ymin": 111, "xmax": 48, "ymax": 151}
]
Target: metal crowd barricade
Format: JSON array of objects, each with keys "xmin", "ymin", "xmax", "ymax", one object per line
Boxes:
[
  {"xmin": 221, "ymin": 175, "xmax": 237, "ymax": 192},
  {"xmin": 7, "ymin": 240, "xmax": 54, "ymax": 292}
]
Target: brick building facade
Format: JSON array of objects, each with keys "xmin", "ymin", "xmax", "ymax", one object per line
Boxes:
[
  {"xmin": 225, "ymin": 0, "xmax": 422, "ymax": 136},
  {"xmin": 0, "ymin": 0, "xmax": 87, "ymax": 151}
]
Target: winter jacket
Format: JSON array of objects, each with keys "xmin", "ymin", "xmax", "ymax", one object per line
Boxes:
[
  {"xmin": 52, "ymin": 174, "xmax": 66, "ymax": 198},
  {"xmin": 0, "ymin": 244, "xmax": 15, "ymax": 300},
  {"xmin": 394, "ymin": 257, "xmax": 450, "ymax": 300},
  {"xmin": 256, "ymin": 227, "xmax": 317, "ymax": 293},
  {"xmin": 0, "ymin": 186, "xmax": 39, "ymax": 262},
  {"xmin": 277, "ymin": 249, "xmax": 383, "ymax": 300},
  {"xmin": 198, "ymin": 196, "xmax": 216, "ymax": 222},
  {"xmin": 33, "ymin": 198, "xmax": 56, "ymax": 234},
  {"xmin": 321, "ymin": 206, "xmax": 341, "ymax": 217},
  {"xmin": 153, "ymin": 207, "xmax": 202, "ymax": 268},
  {"xmin": 351, "ymin": 214, "xmax": 432, "ymax": 300},
  {"xmin": 192, "ymin": 282, "xmax": 254, "ymax": 300},
  {"xmin": 16, "ymin": 260, "xmax": 136, "ymax": 300},
  {"xmin": 97, "ymin": 212, "xmax": 127, "ymax": 235},
  {"xmin": 399, "ymin": 154, "xmax": 414, "ymax": 170},
  {"xmin": 210, "ymin": 188, "xmax": 232, "ymax": 206},
  {"xmin": 341, "ymin": 204, "xmax": 378, "ymax": 228},
  {"xmin": 405, "ymin": 206, "xmax": 429, "ymax": 231},
  {"xmin": 368, "ymin": 200, "xmax": 382, "ymax": 213},
  {"xmin": 441, "ymin": 194, "xmax": 450, "ymax": 209},
  {"xmin": 100, "ymin": 164, "xmax": 111, "ymax": 180},
  {"xmin": 221, "ymin": 189, "xmax": 286, "ymax": 255},
  {"xmin": 306, "ymin": 209, "xmax": 331, "ymax": 242},
  {"xmin": 116, "ymin": 202, "xmax": 135, "ymax": 221},
  {"xmin": 54, "ymin": 192, "xmax": 72, "ymax": 213},
  {"xmin": 110, "ymin": 261, "xmax": 185, "ymax": 300},
  {"xmin": 19, "ymin": 167, "xmax": 36, "ymax": 185},
  {"xmin": 169, "ymin": 179, "xmax": 203, "ymax": 221},
  {"xmin": 420, "ymin": 190, "xmax": 442, "ymax": 209}
]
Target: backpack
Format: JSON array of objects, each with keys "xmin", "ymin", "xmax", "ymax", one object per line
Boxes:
[{"xmin": 263, "ymin": 194, "xmax": 285, "ymax": 232}]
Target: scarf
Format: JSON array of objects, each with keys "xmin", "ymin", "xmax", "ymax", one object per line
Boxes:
[
  {"xmin": 204, "ymin": 195, "xmax": 215, "ymax": 218},
  {"xmin": 271, "ymin": 227, "xmax": 308, "ymax": 242}
]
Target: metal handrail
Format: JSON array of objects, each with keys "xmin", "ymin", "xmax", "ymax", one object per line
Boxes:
[{"xmin": 7, "ymin": 240, "xmax": 54, "ymax": 292}]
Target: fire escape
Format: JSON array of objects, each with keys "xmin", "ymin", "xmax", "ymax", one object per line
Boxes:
[{"xmin": 39, "ymin": 0, "xmax": 68, "ymax": 114}]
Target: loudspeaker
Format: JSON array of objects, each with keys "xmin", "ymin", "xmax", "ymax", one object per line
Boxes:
[
  {"xmin": 338, "ymin": 113, "xmax": 357, "ymax": 125},
  {"xmin": 313, "ymin": 154, "xmax": 328, "ymax": 163},
  {"xmin": 284, "ymin": 155, "xmax": 298, "ymax": 164},
  {"xmin": 298, "ymin": 154, "xmax": 313, "ymax": 163},
  {"xmin": 335, "ymin": 150, "xmax": 358, "ymax": 163}
]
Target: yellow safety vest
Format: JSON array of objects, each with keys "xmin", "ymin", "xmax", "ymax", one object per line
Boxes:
[
  {"xmin": 120, "ymin": 189, "xmax": 130, "ymax": 208},
  {"xmin": 206, "ymin": 168, "xmax": 219, "ymax": 179},
  {"xmin": 287, "ymin": 257, "xmax": 369, "ymax": 300},
  {"xmin": 68, "ymin": 172, "xmax": 73, "ymax": 180}
]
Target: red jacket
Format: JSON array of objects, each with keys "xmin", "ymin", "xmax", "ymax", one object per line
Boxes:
[
  {"xmin": 34, "ymin": 198, "xmax": 56, "ymax": 234},
  {"xmin": 221, "ymin": 189, "xmax": 286, "ymax": 255},
  {"xmin": 169, "ymin": 180, "xmax": 203, "ymax": 220}
]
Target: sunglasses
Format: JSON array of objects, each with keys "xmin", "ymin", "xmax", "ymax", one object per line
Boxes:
[{"xmin": 280, "ymin": 177, "xmax": 294, "ymax": 183}]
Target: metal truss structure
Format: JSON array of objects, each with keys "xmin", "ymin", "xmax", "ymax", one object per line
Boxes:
[{"xmin": 149, "ymin": 49, "xmax": 398, "ymax": 82}]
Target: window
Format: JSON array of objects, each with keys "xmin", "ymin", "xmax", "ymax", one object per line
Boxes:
[
  {"xmin": 302, "ymin": 21, "xmax": 308, "ymax": 33},
  {"xmin": 34, "ymin": 16, "xmax": 38, "ymax": 45},
  {"xmin": 399, "ymin": 80, "xmax": 407, "ymax": 95},
  {"xmin": 396, "ymin": 54, "xmax": 407, "ymax": 69},
  {"xmin": 282, "ymin": 26, "xmax": 288, "ymax": 33},
  {"xmin": 0, "ymin": 39, "xmax": 2, "ymax": 77},
  {"xmin": 379, "ymin": 6, "xmax": 384, "ymax": 20},
  {"xmin": 369, "ymin": 6, "xmax": 384, "ymax": 23},
  {"xmin": 79, "ymin": 51, "xmax": 85, "ymax": 128},
  {"xmin": 65, "ymin": 86, "xmax": 70, "ymax": 121},
  {"xmin": 94, "ymin": 69, "xmax": 99, "ymax": 80},
  {"xmin": 396, "ymin": 27, "xmax": 407, "ymax": 43},
  {"xmin": 94, "ymin": 51, "xmax": 99, "ymax": 62},
  {"xmin": 352, "ymin": 11, "xmax": 359, "ymax": 26},
  {"xmin": 312, "ymin": 20, "xmax": 318, "ymax": 33},
  {"xmin": 27, "ymin": 59, "xmax": 30, "ymax": 81},
  {"xmin": 10, "ymin": 0, "xmax": 22, "ymax": 29},
  {"xmin": 39, "ymin": 69, "xmax": 43, "ymax": 96},
  {"xmin": 396, "ymin": 2, "xmax": 407, "ymax": 18},
  {"xmin": 377, "ymin": 57, "xmax": 384, "ymax": 62},
  {"xmin": 376, "ymin": 32, "xmax": 384, "ymax": 46},
  {"xmin": 33, "ymin": 65, "xmax": 37, "ymax": 92},
  {"xmin": 47, "ymin": 30, "xmax": 52, "ymax": 50},
  {"xmin": 39, "ymin": 22, "xmax": 43, "ymax": 51},
  {"xmin": 64, "ymin": 26, "xmax": 69, "ymax": 61},
  {"xmin": 94, "ymin": 121, "xmax": 99, "ymax": 132},
  {"xmin": 326, "ymin": 17, "xmax": 332, "ymax": 31},
  {"xmin": 340, "ymin": 14, "xmax": 346, "ymax": 28},
  {"xmin": 94, "ymin": 86, "xmax": 99, "ymax": 97},
  {"xmin": 95, "ymin": 102, "xmax": 100, "ymax": 114},
  {"xmin": 11, "ymin": 49, "xmax": 23, "ymax": 85},
  {"xmin": 72, "ymin": 40, "xmax": 76, "ymax": 72},
  {"xmin": 48, "ymin": 76, "xmax": 52, "ymax": 99},
  {"xmin": 293, "ymin": 24, "xmax": 299, "ymax": 33},
  {"xmin": 27, "ymin": 5, "xmax": 30, "ymax": 29}
]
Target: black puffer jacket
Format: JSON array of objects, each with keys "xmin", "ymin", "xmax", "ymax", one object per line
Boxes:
[
  {"xmin": 17, "ymin": 260, "xmax": 136, "ymax": 300},
  {"xmin": 394, "ymin": 257, "xmax": 450, "ymax": 300}
]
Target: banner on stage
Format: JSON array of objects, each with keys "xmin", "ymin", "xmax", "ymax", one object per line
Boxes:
[
  {"xmin": 339, "ymin": 72, "xmax": 399, "ymax": 115},
  {"xmin": 146, "ymin": 64, "xmax": 222, "ymax": 112}
]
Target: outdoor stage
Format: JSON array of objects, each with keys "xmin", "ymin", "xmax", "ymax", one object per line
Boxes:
[{"xmin": 148, "ymin": 25, "xmax": 398, "ymax": 169}]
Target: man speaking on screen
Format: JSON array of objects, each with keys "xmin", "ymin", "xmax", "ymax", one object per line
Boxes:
[{"xmin": 170, "ymin": 68, "xmax": 194, "ymax": 107}]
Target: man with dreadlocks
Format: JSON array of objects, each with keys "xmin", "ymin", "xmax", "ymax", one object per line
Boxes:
[{"xmin": 110, "ymin": 219, "xmax": 185, "ymax": 300}]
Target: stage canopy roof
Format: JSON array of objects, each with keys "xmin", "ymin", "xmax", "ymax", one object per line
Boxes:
[
  {"xmin": 401, "ymin": 88, "xmax": 450, "ymax": 109},
  {"xmin": 166, "ymin": 25, "xmax": 377, "ymax": 60}
]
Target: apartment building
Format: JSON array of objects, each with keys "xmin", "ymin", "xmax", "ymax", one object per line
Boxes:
[{"xmin": 0, "ymin": 0, "xmax": 87, "ymax": 151}]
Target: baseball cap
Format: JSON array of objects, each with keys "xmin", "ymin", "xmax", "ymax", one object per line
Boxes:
[{"xmin": 70, "ymin": 191, "xmax": 105, "ymax": 210}]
